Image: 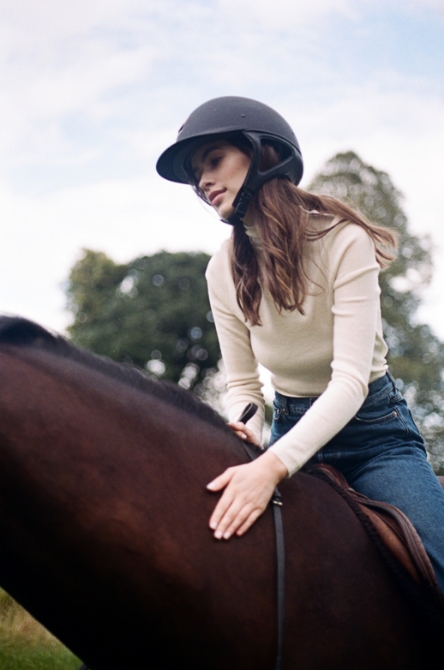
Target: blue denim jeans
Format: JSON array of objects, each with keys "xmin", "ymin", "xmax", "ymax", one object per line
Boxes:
[{"xmin": 269, "ymin": 372, "xmax": 444, "ymax": 595}]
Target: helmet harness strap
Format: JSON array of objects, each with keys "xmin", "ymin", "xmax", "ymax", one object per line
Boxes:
[{"xmin": 222, "ymin": 132, "xmax": 302, "ymax": 226}]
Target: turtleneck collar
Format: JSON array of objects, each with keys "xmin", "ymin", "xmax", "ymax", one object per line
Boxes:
[{"xmin": 243, "ymin": 223, "xmax": 263, "ymax": 251}]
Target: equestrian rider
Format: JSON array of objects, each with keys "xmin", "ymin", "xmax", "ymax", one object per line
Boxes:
[{"xmin": 156, "ymin": 96, "xmax": 444, "ymax": 595}]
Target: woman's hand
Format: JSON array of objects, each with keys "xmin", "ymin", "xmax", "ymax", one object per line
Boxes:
[
  {"xmin": 227, "ymin": 421, "xmax": 261, "ymax": 445},
  {"xmin": 206, "ymin": 450, "xmax": 288, "ymax": 540}
]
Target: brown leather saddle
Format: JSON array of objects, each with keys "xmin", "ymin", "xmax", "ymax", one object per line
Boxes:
[{"xmin": 308, "ymin": 464, "xmax": 444, "ymax": 609}]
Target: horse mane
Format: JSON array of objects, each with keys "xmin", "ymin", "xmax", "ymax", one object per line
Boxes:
[{"xmin": 0, "ymin": 316, "xmax": 230, "ymax": 434}]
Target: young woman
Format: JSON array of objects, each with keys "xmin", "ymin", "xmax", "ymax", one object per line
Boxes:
[{"xmin": 156, "ymin": 96, "xmax": 444, "ymax": 594}]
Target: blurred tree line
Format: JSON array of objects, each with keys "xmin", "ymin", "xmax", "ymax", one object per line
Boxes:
[
  {"xmin": 66, "ymin": 250, "xmax": 219, "ymax": 393},
  {"xmin": 66, "ymin": 151, "xmax": 444, "ymax": 474}
]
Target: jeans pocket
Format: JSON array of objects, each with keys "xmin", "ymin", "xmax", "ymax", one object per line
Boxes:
[
  {"xmin": 353, "ymin": 390, "xmax": 405, "ymax": 426},
  {"xmin": 353, "ymin": 392, "xmax": 413, "ymax": 439},
  {"xmin": 353, "ymin": 408, "xmax": 400, "ymax": 425}
]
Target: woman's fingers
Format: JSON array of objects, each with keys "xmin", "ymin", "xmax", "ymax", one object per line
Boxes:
[
  {"xmin": 228, "ymin": 421, "xmax": 260, "ymax": 445},
  {"xmin": 206, "ymin": 467, "xmax": 234, "ymax": 492},
  {"xmin": 206, "ymin": 453, "xmax": 287, "ymax": 539},
  {"xmin": 207, "ymin": 484, "xmax": 236, "ymax": 533},
  {"xmin": 220, "ymin": 500, "xmax": 265, "ymax": 539},
  {"xmin": 207, "ymin": 468, "xmax": 241, "ymax": 534},
  {"xmin": 210, "ymin": 491, "xmax": 259, "ymax": 540},
  {"xmin": 206, "ymin": 452, "xmax": 287, "ymax": 540},
  {"xmin": 236, "ymin": 507, "xmax": 263, "ymax": 537}
]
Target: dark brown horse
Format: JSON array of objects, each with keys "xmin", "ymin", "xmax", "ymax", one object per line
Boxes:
[{"xmin": 0, "ymin": 316, "xmax": 442, "ymax": 670}]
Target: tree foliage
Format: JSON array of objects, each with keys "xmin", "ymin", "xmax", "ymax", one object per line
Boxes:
[
  {"xmin": 66, "ymin": 249, "xmax": 220, "ymax": 392},
  {"xmin": 309, "ymin": 151, "xmax": 444, "ymax": 473}
]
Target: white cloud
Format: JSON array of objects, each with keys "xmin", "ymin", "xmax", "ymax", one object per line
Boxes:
[
  {"xmin": 25, "ymin": 43, "xmax": 155, "ymax": 120},
  {"xmin": 403, "ymin": 0, "xmax": 444, "ymax": 11},
  {"xmin": 0, "ymin": 42, "xmax": 156, "ymax": 167},
  {"xmin": 0, "ymin": 172, "xmax": 230, "ymax": 332},
  {"xmin": 218, "ymin": 0, "xmax": 357, "ymax": 28},
  {"xmin": 0, "ymin": 0, "xmax": 163, "ymax": 170},
  {"xmin": 0, "ymin": 0, "xmax": 146, "ymax": 44},
  {"xmin": 217, "ymin": 0, "xmax": 444, "ymax": 32},
  {"xmin": 293, "ymin": 81, "xmax": 444, "ymax": 222}
]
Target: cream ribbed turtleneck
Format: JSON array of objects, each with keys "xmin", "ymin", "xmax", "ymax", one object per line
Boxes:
[{"xmin": 205, "ymin": 216, "xmax": 388, "ymax": 476}]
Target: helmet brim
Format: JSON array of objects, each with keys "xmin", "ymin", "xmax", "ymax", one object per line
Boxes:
[
  {"xmin": 157, "ymin": 132, "xmax": 248, "ymax": 184},
  {"xmin": 156, "ymin": 138, "xmax": 200, "ymax": 184}
]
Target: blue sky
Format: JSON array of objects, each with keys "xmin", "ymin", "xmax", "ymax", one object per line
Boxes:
[{"xmin": 1, "ymin": 0, "xmax": 443, "ymax": 336}]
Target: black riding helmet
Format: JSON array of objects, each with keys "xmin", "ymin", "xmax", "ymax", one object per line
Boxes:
[{"xmin": 156, "ymin": 96, "xmax": 303, "ymax": 225}]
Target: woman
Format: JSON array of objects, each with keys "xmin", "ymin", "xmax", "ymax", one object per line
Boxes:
[{"xmin": 156, "ymin": 96, "xmax": 444, "ymax": 594}]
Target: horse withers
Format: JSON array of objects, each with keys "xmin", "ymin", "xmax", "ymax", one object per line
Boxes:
[{"xmin": 0, "ymin": 316, "xmax": 442, "ymax": 670}]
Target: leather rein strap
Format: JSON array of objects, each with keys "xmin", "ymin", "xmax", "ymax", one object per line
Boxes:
[
  {"xmin": 271, "ymin": 485, "xmax": 285, "ymax": 670},
  {"xmin": 242, "ymin": 443, "xmax": 285, "ymax": 670},
  {"xmin": 237, "ymin": 402, "xmax": 285, "ymax": 670}
]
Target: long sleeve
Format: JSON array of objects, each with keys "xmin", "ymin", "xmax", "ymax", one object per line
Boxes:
[
  {"xmin": 268, "ymin": 224, "xmax": 386, "ymax": 474},
  {"xmin": 206, "ymin": 241, "xmax": 265, "ymax": 444}
]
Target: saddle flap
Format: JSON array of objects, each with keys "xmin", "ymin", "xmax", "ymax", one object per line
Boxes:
[{"xmin": 307, "ymin": 464, "xmax": 443, "ymax": 608}]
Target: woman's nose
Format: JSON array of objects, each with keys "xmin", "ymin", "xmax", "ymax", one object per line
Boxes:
[{"xmin": 199, "ymin": 171, "xmax": 214, "ymax": 193}]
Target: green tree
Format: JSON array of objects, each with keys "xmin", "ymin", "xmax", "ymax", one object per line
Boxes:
[
  {"xmin": 309, "ymin": 151, "xmax": 444, "ymax": 473},
  {"xmin": 66, "ymin": 249, "xmax": 220, "ymax": 391}
]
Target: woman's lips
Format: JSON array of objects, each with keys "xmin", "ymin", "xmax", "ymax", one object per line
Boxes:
[{"xmin": 209, "ymin": 189, "xmax": 225, "ymax": 205}]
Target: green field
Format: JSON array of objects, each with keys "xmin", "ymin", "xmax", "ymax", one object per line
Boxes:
[{"xmin": 0, "ymin": 590, "xmax": 81, "ymax": 670}]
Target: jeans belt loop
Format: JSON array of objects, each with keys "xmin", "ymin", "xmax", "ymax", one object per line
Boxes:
[
  {"xmin": 282, "ymin": 395, "xmax": 289, "ymax": 417},
  {"xmin": 387, "ymin": 370, "xmax": 396, "ymax": 388}
]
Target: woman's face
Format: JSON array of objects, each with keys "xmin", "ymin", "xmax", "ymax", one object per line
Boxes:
[{"xmin": 191, "ymin": 140, "xmax": 251, "ymax": 220}]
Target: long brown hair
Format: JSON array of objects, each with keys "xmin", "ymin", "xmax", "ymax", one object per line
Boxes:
[{"xmin": 232, "ymin": 144, "xmax": 397, "ymax": 326}]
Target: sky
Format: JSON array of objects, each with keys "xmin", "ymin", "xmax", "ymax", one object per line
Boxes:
[{"xmin": 1, "ymin": 0, "xmax": 443, "ymax": 338}]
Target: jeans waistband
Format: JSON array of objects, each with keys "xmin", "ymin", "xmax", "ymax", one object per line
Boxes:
[{"xmin": 274, "ymin": 372, "xmax": 395, "ymax": 412}]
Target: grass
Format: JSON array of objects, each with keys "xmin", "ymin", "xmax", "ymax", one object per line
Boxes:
[{"xmin": 0, "ymin": 589, "xmax": 81, "ymax": 670}]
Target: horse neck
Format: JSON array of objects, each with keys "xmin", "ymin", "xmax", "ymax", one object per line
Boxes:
[
  {"xmin": 0, "ymin": 345, "xmax": 246, "ymax": 593},
  {"xmin": 0, "ymin": 346, "xmax": 280, "ymax": 669}
]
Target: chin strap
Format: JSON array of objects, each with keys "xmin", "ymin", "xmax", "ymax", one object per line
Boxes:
[
  {"xmin": 220, "ymin": 187, "xmax": 256, "ymax": 226},
  {"xmin": 220, "ymin": 131, "xmax": 302, "ymax": 226}
]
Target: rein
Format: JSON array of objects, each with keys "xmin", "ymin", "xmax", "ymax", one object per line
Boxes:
[
  {"xmin": 271, "ymin": 485, "xmax": 285, "ymax": 670},
  {"xmin": 241, "ymin": 441, "xmax": 285, "ymax": 670},
  {"xmin": 237, "ymin": 402, "xmax": 285, "ymax": 670},
  {"xmin": 240, "ymin": 440, "xmax": 285, "ymax": 670}
]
